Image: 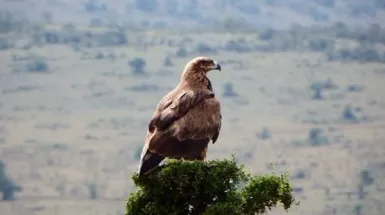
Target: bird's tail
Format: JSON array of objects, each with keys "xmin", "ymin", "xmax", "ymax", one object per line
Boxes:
[{"xmin": 137, "ymin": 150, "xmax": 165, "ymax": 176}]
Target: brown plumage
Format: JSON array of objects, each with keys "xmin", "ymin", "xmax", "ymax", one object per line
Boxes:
[{"xmin": 137, "ymin": 56, "xmax": 222, "ymax": 176}]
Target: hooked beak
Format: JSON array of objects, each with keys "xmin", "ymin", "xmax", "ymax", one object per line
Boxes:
[{"xmin": 212, "ymin": 61, "xmax": 221, "ymax": 71}]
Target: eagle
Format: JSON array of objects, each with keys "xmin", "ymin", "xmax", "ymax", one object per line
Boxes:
[{"xmin": 137, "ymin": 56, "xmax": 222, "ymax": 176}]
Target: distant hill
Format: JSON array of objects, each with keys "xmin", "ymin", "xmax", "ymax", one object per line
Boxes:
[{"xmin": 2, "ymin": 0, "xmax": 385, "ymax": 30}]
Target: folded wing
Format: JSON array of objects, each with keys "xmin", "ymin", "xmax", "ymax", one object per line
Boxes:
[{"xmin": 137, "ymin": 89, "xmax": 220, "ymax": 175}]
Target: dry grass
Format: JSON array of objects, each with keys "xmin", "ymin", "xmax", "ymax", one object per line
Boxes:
[{"xmin": 0, "ymin": 31, "xmax": 385, "ymax": 215}]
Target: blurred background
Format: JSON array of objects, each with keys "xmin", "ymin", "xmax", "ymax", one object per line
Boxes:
[{"xmin": 0, "ymin": 0, "xmax": 385, "ymax": 214}]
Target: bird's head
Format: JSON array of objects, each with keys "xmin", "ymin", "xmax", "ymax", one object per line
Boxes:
[{"xmin": 183, "ymin": 56, "xmax": 221, "ymax": 75}]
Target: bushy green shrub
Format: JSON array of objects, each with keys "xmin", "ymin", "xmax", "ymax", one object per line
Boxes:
[
  {"xmin": 129, "ymin": 57, "xmax": 146, "ymax": 75},
  {"xmin": 126, "ymin": 157, "xmax": 297, "ymax": 215}
]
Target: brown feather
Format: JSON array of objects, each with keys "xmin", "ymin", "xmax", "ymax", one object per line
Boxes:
[
  {"xmin": 149, "ymin": 132, "xmax": 210, "ymax": 159},
  {"xmin": 137, "ymin": 56, "xmax": 222, "ymax": 175},
  {"xmin": 137, "ymin": 150, "xmax": 165, "ymax": 176},
  {"xmin": 151, "ymin": 90, "xmax": 214, "ymax": 131}
]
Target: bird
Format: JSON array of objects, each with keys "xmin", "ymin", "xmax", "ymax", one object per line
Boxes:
[{"xmin": 136, "ymin": 56, "xmax": 222, "ymax": 176}]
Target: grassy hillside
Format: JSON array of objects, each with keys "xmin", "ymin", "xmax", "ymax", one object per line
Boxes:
[
  {"xmin": 2, "ymin": 0, "xmax": 385, "ymax": 30},
  {"xmin": 1, "ymin": 2, "xmax": 385, "ymax": 215}
]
